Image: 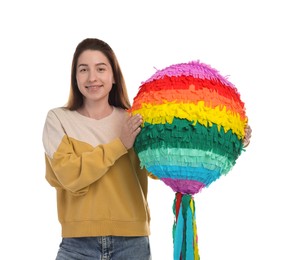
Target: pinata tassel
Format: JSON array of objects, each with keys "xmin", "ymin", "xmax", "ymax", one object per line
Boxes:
[{"xmin": 173, "ymin": 192, "xmax": 200, "ymax": 260}]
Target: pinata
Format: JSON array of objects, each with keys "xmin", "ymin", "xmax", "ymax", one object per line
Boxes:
[{"xmin": 130, "ymin": 60, "xmax": 248, "ymax": 260}]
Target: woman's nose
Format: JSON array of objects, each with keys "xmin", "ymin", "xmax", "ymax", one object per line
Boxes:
[{"xmin": 88, "ymin": 69, "xmax": 97, "ymax": 82}]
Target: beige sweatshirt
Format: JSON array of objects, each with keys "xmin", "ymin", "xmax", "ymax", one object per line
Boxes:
[{"xmin": 42, "ymin": 107, "xmax": 151, "ymax": 237}]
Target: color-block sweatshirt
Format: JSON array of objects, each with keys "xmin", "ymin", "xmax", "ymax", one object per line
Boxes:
[{"xmin": 42, "ymin": 106, "xmax": 151, "ymax": 238}]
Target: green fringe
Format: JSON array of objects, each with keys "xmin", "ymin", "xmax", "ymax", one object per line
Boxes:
[{"xmin": 135, "ymin": 118, "xmax": 243, "ymax": 162}]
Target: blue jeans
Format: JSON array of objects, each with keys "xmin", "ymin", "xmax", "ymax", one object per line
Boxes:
[{"xmin": 56, "ymin": 236, "xmax": 151, "ymax": 260}]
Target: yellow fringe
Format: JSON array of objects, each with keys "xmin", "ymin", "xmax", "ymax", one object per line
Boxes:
[{"xmin": 132, "ymin": 101, "xmax": 247, "ymax": 139}]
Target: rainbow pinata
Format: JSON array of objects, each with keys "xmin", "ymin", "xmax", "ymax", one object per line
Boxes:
[{"xmin": 130, "ymin": 60, "xmax": 248, "ymax": 260}]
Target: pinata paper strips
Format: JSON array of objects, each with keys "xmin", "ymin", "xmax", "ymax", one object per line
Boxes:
[
  {"xmin": 130, "ymin": 61, "xmax": 247, "ymax": 195},
  {"xmin": 130, "ymin": 60, "xmax": 248, "ymax": 260},
  {"xmin": 135, "ymin": 120, "xmax": 243, "ymax": 194}
]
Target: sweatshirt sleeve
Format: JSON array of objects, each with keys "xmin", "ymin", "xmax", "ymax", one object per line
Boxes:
[{"xmin": 42, "ymin": 110, "xmax": 128, "ymax": 195}]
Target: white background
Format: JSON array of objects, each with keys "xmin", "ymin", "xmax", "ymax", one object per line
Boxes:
[{"xmin": 0, "ymin": 0, "xmax": 295, "ymax": 259}]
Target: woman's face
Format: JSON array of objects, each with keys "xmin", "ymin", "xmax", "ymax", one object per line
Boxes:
[{"xmin": 76, "ymin": 50, "xmax": 114, "ymax": 104}]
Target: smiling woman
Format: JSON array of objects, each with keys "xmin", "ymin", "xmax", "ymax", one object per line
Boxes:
[
  {"xmin": 42, "ymin": 38, "xmax": 152, "ymax": 260},
  {"xmin": 1, "ymin": 0, "xmax": 295, "ymax": 259},
  {"xmin": 75, "ymin": 50, "xmax": 115, "ymax": 119}
]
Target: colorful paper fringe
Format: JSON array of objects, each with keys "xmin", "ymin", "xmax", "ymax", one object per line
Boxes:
[
  {"xmin": 130, "ymin": 61, "xmax": 248, "ymax": 259},
  {"xmin": 173, "ymin": 192, "xmax": 199, "ymax": 260}
]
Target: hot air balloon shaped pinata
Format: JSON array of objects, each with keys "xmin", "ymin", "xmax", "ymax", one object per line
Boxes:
[{"xmin": 130, "ymin": 60, "xmax": 248, "ymax": 260}]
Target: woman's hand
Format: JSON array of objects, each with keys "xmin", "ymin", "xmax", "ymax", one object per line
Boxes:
[
  {"xmin": 243, "ymin": 124, "xmax": 252, "ymax": 148},
  {"xmin": 120, "ymin": 114, "xmax": 143, "ymax": 149}
]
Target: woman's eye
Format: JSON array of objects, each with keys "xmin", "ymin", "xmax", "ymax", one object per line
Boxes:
[{"xmin": 98, "ymin": 67, "xmax": 106, "ymax": 72}]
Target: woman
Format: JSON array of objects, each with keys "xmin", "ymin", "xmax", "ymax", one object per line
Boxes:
[{"xmin": 42, "ymin": 38, "xmax": 152, "ymax": 259}]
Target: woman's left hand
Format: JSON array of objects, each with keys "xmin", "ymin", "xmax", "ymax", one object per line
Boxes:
[{"xmin": 243, "ymin": 124, "xmax": 252, "ymax": 148}]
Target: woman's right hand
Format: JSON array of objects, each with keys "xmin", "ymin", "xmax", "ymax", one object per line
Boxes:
[{"xmin": 120, "ymin": 114, "xmax": 143, "ymax": 149}]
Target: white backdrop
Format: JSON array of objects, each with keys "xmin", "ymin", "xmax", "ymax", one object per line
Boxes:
[{"xmin": 1, "ymin": 0, "xmax": 295, "ymax": 259}]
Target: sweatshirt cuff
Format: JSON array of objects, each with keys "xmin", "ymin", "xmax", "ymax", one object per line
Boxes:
[{"xmin": 107, "ymin": 138, "xmax": 128, "ymax": 158}]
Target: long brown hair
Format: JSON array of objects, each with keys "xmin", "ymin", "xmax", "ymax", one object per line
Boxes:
[{"xmin": 66, "ymin": 38, "xmax": 131, "ymax": 110}]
